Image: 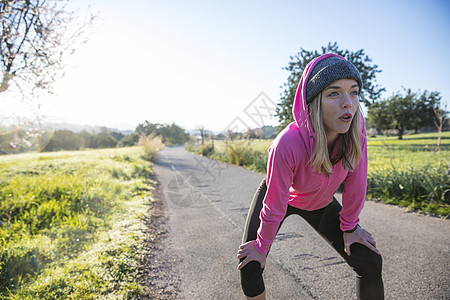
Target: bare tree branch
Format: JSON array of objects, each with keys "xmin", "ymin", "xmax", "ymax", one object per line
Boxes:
[{"xmin": 1, "ymin": 0, "xmax": 95, "ymax": 96}]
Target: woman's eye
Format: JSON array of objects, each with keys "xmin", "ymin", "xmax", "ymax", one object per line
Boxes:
[
  {"xmin": 351, "ymin": 91, "xmax": 359, "ymax": 96},
  {"xmin": 328, "ymin": 92, "xmax": 338, "ymax": 97}
]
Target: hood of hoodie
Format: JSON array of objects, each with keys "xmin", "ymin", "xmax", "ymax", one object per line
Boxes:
[{"xmin": 292, "ymin": 53, "xmax": 349, "ymax": 156}]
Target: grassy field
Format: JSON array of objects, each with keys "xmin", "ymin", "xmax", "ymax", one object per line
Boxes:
[
  {"xmin": 367, "ymin": 132, "xmax": 450, "ymax": 170},
  {"xmin": 0, "ymin": 147, "xmax": 158, "ymax": 299},
  {"xmin": 187, "ymin": 132, "xmax": 450, "ymax": 216}
]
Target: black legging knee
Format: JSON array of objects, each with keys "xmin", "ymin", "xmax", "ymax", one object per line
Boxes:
[{"xmin": 240, "ymin": 260, "xmax": 265, "ymax": 298}]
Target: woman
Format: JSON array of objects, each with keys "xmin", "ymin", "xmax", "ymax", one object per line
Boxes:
[{"xmin": 236, "ymin": 53, "xmax": 384, "ymax": 300}]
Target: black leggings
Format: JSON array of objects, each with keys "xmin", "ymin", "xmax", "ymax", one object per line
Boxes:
[{"xmin": 240, "ymin": 178, "xmax": 384, "ymax": 299}]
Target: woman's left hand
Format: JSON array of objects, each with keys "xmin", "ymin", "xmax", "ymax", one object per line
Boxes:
[
  {"xmin": 236, "ymin": 240, "xmax": 266, "ymax": 270},
  {"xmin": 343, "ymin": 226, "xmax": 380, "ymax": 256}
]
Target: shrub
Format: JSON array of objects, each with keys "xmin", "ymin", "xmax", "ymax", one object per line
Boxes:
[
  {"xmin": 247, "ymin": 151, "xmax": 268, "ymax": 173},
  {"xmin": 225, "ymin": 139, "xmax": 253, "ymax": 166},
  {"xmin": 184, "ymin": 142, "xmax": 196, "ymax": 153},
  {"xmin": 199, "ymin": 143, "xmax": 214, "ymax": 156},
  {"xmin": 138, "ymin": 134, "xmax": 164, "ymax": 161},
  {"xmin": 184, "ymin": 142, "xmax": 214, "ymax": 157}
]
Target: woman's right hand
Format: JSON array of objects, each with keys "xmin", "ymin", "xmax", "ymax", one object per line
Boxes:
[{"xmin": 236, "ymin": 240, "xmax": 266, "ymax": 270}]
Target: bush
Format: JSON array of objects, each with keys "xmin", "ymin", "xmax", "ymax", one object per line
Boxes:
[
  {"xmin": 367, "ymin": 164, "xmax": 449, "ymax": 216},
  {"xmin": 138, "ymin": 134, "xmax": 164, "ymax": 161},
  {"xmin": 200, "ymin": 143, "xmax": 214, "ymax": 156},
  {"xmin": 225, "ymin": 139, "xmax": 253, "ymax": 166},
  {"xmin": 184, "ymin": 142, "xmax": 214, "ymax": 157},
  {"xmin": 247, "ymin": 151, "xmax": 268, "ymax": 173}
]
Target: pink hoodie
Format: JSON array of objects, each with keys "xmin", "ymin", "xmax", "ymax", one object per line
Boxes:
[{"xmin": 255, "ymin": 53, "xmax": 368, "ymax": 255}]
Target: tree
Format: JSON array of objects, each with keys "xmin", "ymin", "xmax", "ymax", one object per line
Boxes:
[
  {"xmin": 135, "ymin": 121, "xmax": 161, "ymax": 137},
  {"xmin": 107, "ymin": 130, "xmax": 124, "ymax": 143},
  {"xmin": 225, "ymin": 129, "xmax": 242, "ymax": 140},
  {"xmin": 42, "ymin": 130, "xmax": 83, "ymax": 151},
  {"xmin": 135, "ymin": 121, "xmax": 189, "ymax": 145},
  {"xmin": 244, "ymin": 128, "xmax": 263, "ymax": 139},
  {"xmin": 261, "ymin": 125, "xmax": 277, "ymax": 139},
  {"xmin": 94, "ymin": 133, "xmax": 117, "ymax": 148},
  {"xmin": 415, "ymin": 90, "xmax": 443, "ymax": 131},
  {"xmin": 276, "ymin": 42, "xmax": 384, "ymax": 129},
  {"xmin": 368, "ymin": 89, "xmax": 443, "ymax": 139},
  {"xmin": 1, "ymin": 0, "xmax": 94, "ymax": 95},
  {"xmin": 0, "ymin": 125, "xmax": 26, "ymax": 154},
  {"xmin": 79, "ymin": 129, "xmax": 94, "ymax": 148},
  {"xmin": 159, "ymin": 122, "xmax": 189, "ymax": 145},
  {"xmin": 196, "ymin": 124, "xmax": 207, "ymax": 145},
  {"xmin": 118, "ymin": 133, "xmax": 138, "ymax": 147}
]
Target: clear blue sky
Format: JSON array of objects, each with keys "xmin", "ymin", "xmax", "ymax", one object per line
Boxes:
[{"xmin": 30, "ymin": 0, "xmax": 450, "ymax": 131}]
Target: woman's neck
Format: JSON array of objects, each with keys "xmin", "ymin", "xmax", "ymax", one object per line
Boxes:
[
  {"xmin": 326, "ymin": 132, "xmax": 339, "ymax": 148},
  {"xmin": 326, "ymin": 133, "xmax": 339, "ymax": 157}
]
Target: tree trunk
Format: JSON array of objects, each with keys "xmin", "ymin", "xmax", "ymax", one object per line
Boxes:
[
  {"xmin": 0, "ymin": 72, "xmax": 13, "ymax": 93},
  {"xmin": 397, "ymin": 129, "xmax": 404, "ymax": 140}
]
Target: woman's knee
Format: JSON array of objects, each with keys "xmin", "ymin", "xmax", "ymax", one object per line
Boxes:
[
  {"xmin": 240, "ymin": 260, "xmax": 264, "ymax": 282},
  {"xmin": 240, "ymin": 260, "xmax": 265, "ymax": 297},
  {"xmin": 348, "ymin": 243, "xmax": 383, "ymax": 276}
]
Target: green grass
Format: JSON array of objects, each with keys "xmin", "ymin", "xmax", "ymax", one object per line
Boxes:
[
  {"xmin": 367, "ymin": 131, "xmax": 450, "ymax": 143},
  {"xmin": 187, "ymin": 132, "xmax": 450, "ymax": 216},
  {"xmin": 212, "ymin": 139, "xmax": 272, "ymax": 154},
  {"xmin": 0, "ymin": 147, "xmax": 156, "ymax": 299},
  {"xmin": 367, "ymin": 132, "xmax": 450, "ymax": 171}
]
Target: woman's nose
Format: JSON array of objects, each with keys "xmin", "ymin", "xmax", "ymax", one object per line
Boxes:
[{"xmin": 342, "ymin": 94, "xmax": 353, "ymax": 108}]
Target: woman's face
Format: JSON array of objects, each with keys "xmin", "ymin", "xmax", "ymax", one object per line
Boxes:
[{"xmin": 320, "ymin": 78, "xmax": 359, "ymax": 142}]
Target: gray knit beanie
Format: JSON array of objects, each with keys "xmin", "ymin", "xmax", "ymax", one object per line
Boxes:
[{"xmin": 306, "ymin": 56, "xmax": 363, "ymax": 104}]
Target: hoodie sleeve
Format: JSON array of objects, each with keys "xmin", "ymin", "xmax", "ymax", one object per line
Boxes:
[
  {"xmin": 340, "ymin": 131, "xmax": 368, "ymax": 232},
  {"xmin": 255, "ymin": 137, "xmax": 296, "ymax": 255}
]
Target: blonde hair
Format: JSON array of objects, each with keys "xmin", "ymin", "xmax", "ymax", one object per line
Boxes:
[{"xmin": 308, "ymin": 93, "xmax": 362, "ymax": 175}]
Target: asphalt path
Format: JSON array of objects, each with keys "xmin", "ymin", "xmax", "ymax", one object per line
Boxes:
[{"xmin": 153, "ymin": 146, "xmax": 449, "ymax": 299}]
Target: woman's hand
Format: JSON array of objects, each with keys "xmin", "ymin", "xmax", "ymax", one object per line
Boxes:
[
  {"xmin": 236, "ymin": 240, "xmax": 266, "ymax": 270},
  {"xmin": 343, "ymin": 226, "xmax": 380, "ymax": 256}
]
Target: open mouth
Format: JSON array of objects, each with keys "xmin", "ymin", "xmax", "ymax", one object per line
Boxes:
[{"xmin": 339, "ymin": 113, "xmax": 352, "ymax": 121}]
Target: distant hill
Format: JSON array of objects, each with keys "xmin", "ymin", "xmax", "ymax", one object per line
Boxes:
[
  {"xmin": 0, "ymin": 120, "xmax": 134, "ymax": 135},
  {"xmin": 48, "ymin": 122, "xmax": 134, "ymax": 135}
]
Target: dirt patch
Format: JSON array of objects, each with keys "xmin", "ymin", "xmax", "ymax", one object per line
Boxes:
[{"xmin": 139, "ymin": 179, "xmax": 182, "ymax": 299}]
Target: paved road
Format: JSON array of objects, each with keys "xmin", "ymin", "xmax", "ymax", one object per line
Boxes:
[{"xmin": 153, "ymin": 146, "xmax": 449, "ymax": 299}]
